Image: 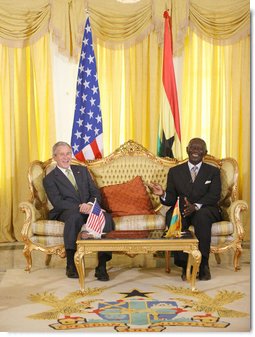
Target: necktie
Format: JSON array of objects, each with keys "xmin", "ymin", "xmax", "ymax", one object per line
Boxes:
[
  {"xmin": 65, "ymin": 168, "xmax": 78, "ymax": 190},
  {"xmin": 191, "ymin": 166, "xmax": 198, "ymax": 182}
]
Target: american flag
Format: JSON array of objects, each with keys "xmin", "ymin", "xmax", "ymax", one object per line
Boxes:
[
  {"xmin": 71, "ymin": 17, "xmax": 103, "ymax": 161},
  {"xmin": 85, "ymin": 200, "xmax": 105, "ymax": 237}
]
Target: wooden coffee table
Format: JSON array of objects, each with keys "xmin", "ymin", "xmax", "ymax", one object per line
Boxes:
[{"xmin": 74, "ymin": 232, "xmax": 201, "ymax": 292}]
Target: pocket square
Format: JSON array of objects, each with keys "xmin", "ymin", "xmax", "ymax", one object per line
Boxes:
[{"xmin": 205, "ymin": 180, "xmax": 211, "ymax": 184}]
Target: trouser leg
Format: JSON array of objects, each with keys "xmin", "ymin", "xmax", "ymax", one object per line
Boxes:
[
  {"xmin": 66, "ymin": 249, "xmax": 76, "ymax": 268},
  {"xmin": 170, "ymin": 210, "xmax": 190, "ymax": 269},
  {"xmin": 97, "ymin": 252, "xmax": 112, "ymax": 267},
  {"xmin": 103, "ymin": 212, "xmax": 115, "ymax": 232},
  {"xmin": 97, "ymin": 212, "xmax": 114, "ymax": 266},
  {"xmin": 191, "ymin": 207, "xmax": 221, "ymax": 277},
  {"xmin": 59, "ymin": 210, "xmax": 88, "ymax": 250},
  {"xmin": 191, "ymin": 207, "xmax": 218, "ymax": 260},
  {"xmin": 59, "ymin": 209, "xmax": 114, "ymax": 268}
]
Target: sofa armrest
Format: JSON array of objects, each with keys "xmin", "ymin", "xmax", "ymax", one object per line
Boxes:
[
  {"xmin": 227, "ymin": 200, "xmax": 248, "ymax": 240},
  {"xmin": 156, "ymin": 204, "xmax": 169, "ymax": 217},
  {"xmin": 19, "ymin": 201, "xmax": 40, "ymax": 240}
]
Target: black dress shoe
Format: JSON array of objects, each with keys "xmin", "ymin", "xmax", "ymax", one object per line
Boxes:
[
  {"xmin": 199, "ymin": 265, "xmax": 211, "ymax": 281},
  {"xmin": 66, "ymin": 265, "xmax": 79, "ymax": 279},
  {"xmin": 95, "ymin": 266, "xmax": 109, "ymax": 281}
]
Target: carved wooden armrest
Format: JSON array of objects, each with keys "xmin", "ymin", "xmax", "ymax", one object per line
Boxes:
[
  {"xmin": 227, "ymin": 200, "xmax": 248, "ymax": 240},
  {"xmin": 19, "ymin": 201, "xmax": 38, "ymax": 239}
]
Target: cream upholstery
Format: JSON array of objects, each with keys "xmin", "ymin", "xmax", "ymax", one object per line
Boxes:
[{"xmin": 20, "ymin": 140, "xmax": 248, "ymax": 272}]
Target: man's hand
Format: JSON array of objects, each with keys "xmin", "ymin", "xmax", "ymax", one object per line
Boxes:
[
  {"xmin": 183, "ymin": 197, "xmax": 196, "ymax": 217},
  {"xmin": 79, "ymin": 203, "xmax": 92, "ymax": 214},
  {"xmin": 148, "ymin": 182, "xmax": 164, "ymax": 197}
]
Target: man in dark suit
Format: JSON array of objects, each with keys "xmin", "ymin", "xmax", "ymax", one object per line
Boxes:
[
  {"xmin": 43, "ymin": 141, "xmax": 114, "ymax": 280},
  {"xmin": 149, "ymin": 138, "xmax": 222, "ymax": 281}
]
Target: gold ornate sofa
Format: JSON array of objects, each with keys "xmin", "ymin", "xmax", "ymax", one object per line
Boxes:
[{"xmin": 20, "ymin": 140, "xmax": 248, "ymax": 272}]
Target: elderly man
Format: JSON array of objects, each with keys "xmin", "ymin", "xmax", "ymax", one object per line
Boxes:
[
  {"xmin": 43, "ymin": 141, "xmax": 114, "ymax": 281},
  {"xmin": 149, "ymin": 138, "xmax": 222, "ymax": 281}
]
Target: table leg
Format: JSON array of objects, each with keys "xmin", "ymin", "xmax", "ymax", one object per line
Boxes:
[
  {"xmin": 186, "ymin": 248, "xmax": 201, "ymax": 291},
  {"xmin": 165, "ymin": 251, "xmax": 171, "ymax": 273},
  {"xmin": 74, "ymin": 249, "xmax": 86, "ymax": 293}
]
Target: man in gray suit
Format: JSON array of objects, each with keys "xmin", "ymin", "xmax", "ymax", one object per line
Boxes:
[
  {"xmin": 149, "ymin": 138, "xmax": 222, "ymax": 281},
  {"xmin": 43, "ymin": 141, "xmax": 114, "ymax": 280}
]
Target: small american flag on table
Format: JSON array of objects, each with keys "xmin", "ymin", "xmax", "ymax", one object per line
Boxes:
[{"xmin": 85, "ymin": 200, "xmax": 105, "ymax": 238}]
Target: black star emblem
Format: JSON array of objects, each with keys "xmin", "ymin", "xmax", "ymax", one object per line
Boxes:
[
  {"xmin": 119, "ymin": 289, "xmax": 154, "ymax": 298},
  {"xmin": 159, "ymin": 132, "xmax": 174, "ymax": 158}
]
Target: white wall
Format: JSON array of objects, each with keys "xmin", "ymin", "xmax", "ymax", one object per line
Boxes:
[{"xmin": 51, "ymin": 43, "xmax": 78, "ymax": 144}]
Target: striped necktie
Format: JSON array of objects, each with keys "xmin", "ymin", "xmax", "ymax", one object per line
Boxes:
[
  {"xmin": 191, "ymin": 166, "xmax": 198, "ymax": 182},
  {"xmin": 65, "ymin": 168, "xmax": 78, "ymax": 190}
]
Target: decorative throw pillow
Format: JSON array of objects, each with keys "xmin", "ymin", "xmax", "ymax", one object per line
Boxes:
[{"xmin": 100, "ymin": 176, "xmax": 155, "ymax": 217}]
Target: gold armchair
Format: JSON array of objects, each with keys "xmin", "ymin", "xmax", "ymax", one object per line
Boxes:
[
  {"xmin": 20, "ymin": 159, "xmax": 66, "ymax": 271},
  {"xmin": 206, "ymin": 156, "xmax": 248, "ymax": 271}
]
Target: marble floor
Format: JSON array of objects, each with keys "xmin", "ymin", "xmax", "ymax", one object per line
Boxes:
[
  {"xmin": 0, "ymin": 242, "xmax": 252, "ymax": 334},
  {"xmin": 0, "ymin": 241, "xmax": 251, "ymax": 282}
]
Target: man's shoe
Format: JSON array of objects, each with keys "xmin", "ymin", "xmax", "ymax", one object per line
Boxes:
[
  {"xmin": 199, "ymin": 265, "xmax": 211, "ymax": 281},
  {"xmin": 66, "ymin": 265, "xmax": 79, "ymax": 279},
  {"xmin": 95, "ymin": 266, "xmax": 109, "ymax": 281}
]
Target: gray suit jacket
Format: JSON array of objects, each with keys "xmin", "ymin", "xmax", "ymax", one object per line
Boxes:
[{"xmin": 43, "ymin": 165, "xmax": 101, "ymax": 220}]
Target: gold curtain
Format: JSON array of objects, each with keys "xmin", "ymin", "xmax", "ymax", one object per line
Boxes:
[
  {"xmin": 95, "ymin": 32, "xmax": 162, "ymax": 155},
  {"xmin": 0, "ymin": 1, "xmax": 250, "ymax": 56},
  {"xmin": 171, "ymin": 0, "xmax": 250, "ymax": 55},
  {"xmin": 0, "ymin": 0, "xmax": 251, "ymax": 242},
  {"xmin": 181, "ymin": 30, "xmax": 250, "ymax": 238},
  {"xmin": 51, "ymin": 0, "xmax": 250, "ymax": 57},
  {"xmin": 0, "ymin": 0, "xmax": 50, "ymax": 48},
  {"xmin": 50, "ymin": 0, "xmax": 167, "ymax": 60},
  {"xmin": 0, "ymin": 34, "xmax": 55, "ymax": 242}
]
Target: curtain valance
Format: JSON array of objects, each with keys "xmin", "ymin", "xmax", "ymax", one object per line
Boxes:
[
  {"xmin": 85, "ymin": 0, "xmax": 164, "ymax": 47},
  {"xmin": 50, "ymin": 0, "xmax": 166, "ymax": 59},
  {"xmin": 172, "ymin": 0, "xmax": 250, "ymax": 55},
  {"xmin": 0, "ymin": 0, "xmax": 50, "ymax": 48},
  {"xmin": 0, "ymin": 0, "xmax": 250, "ymax": 59}
]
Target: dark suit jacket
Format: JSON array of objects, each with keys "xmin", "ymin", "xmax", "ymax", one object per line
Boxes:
[
  {"xmin": 162, "ymin": 162, "xmax": 221, "ymax": 212},
  {"xmin": 43, "ymin": 165, "xmax": 101, "ymax": 220}
]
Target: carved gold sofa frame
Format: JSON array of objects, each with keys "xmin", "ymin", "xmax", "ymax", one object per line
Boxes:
[{"xmin": 20, "ymin": 140, "xmax": 248, "ymax": 272}]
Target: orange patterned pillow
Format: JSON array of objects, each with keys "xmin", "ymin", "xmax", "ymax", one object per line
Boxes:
[{"xmin": 100, "ymin": 176, "xmax": 155, "ymax": 217}]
